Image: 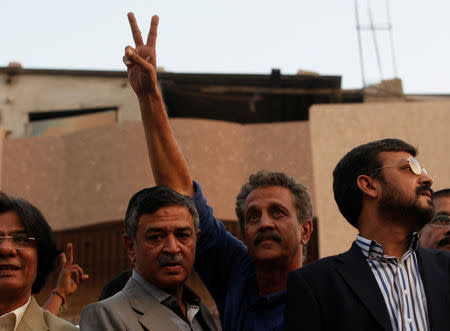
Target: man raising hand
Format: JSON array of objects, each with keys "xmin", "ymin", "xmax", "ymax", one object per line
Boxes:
[{"xmin": 123, "ymin": 13, "xmax": 313, "ymax": 331}]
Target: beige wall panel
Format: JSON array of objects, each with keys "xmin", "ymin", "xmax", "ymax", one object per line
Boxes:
[
  {"xmin": 173, "ymin": 120, "xmax": 314, "ymax": 221},
  {"xmin": 171, "ymin": 119, "xmax": 246, "ymax": 220},
  {"xmin": 2, "ymin": 136, "xmax": 67, "ymax": 225},
  {"xmin": 310, "ymin": 101, "xmax": 450, "ymax": 258},
  {"xmin": 1, "ymin": 118, "xmax": 313, "ymax": 232},
  {"xmin": 244, "ymin": 122, "xmax": 315, "ymax": 206},
  {"xmin": 62, "ymin": 122, "xmax": 154, "ymax": 229}
]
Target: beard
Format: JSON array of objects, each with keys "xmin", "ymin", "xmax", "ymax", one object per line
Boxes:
[{"xmin": 378, "ymin": 181, "xmax": 433, "ymax": 230}]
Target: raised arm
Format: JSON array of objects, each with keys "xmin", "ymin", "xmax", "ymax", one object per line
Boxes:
[{"xmin": 124, "ymin": 13, "xmax": 194, "ymax": 197}]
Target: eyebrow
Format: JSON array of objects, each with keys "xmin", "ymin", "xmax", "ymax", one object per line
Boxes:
[
  {"xmin": 245, "ymin": 202, "xmax": 289, "ymax": 216},
  {"xmin": 0, "ymin": 230, "xmax": 27, "ymax": 236},
  {"xmin": 269, "ymin": 202, "xmax": 289, "ymax": 210},
  {"xmin": 145, "ymin": 226, "xmax": 193, "ymax": 234},
  {"xmin": 174, "ymin": 227, "xmax": 194, "ymax": 233}
]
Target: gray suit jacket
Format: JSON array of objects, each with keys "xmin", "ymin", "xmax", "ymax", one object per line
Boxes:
[
  {"xmin": 80, "ymin": 277, "xmax": 217, "ymax": 331},
  {"xmin": 17, "ymin": 296, "xmax": 77, "ymax": 331}
]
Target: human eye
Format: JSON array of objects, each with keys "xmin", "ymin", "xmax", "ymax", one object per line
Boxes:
[
  {"xmin": 146, "ymin": 233, "xmax": 163, "ymax": 242},
  {"xmin": 432, "ymin": 215, "xmax": 450, "ymax": 225},
  {"xmin": 176, "ymin": 232, "xmax": 192, "ymax": 241},
  {"xmin": 272, "ymin": 208, "xmax": 286, "ymax": 219},
  {"xmin": 12, "ymin": 233, "xmax": 35, "ymax": 246},
  {"xmin": 12, "ymin": 233, "xmax": 28, "ymax": 242},
  {"xmin": 246, "ymin": 213, "xmax": 259, "ymax": 224}
]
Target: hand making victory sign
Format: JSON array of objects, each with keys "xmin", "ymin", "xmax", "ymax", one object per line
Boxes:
[
  {"xmin": 43, "ymin": 243, "xmax": 88, "ymax": 315},
  {"xmin": 124, "ymin": 12, "xmax": 159, "ymax": 96},
  {"xmin": 123, "ymin": 12, "xmax": 193, "ymax": 194}
]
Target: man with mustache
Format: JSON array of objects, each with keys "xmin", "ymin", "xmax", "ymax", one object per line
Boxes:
[
  {"xmin": 420, "ymin": 189, "xmax": 450, "ymax": 251},
  {"xmin": 286, "ymin": 139, "xmax": 450, "ymax": 331},
  {"xmin": 122, "ymin": 12, "xmax": 313, "ymax": 331},
  {"xmin": 80, "ymin": 186, "xmax": 217, "ymax": 331}
]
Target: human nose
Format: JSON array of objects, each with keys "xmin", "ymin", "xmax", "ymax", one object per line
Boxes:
[
  {"xmin": 0, "ymin": 237, "xmax": 18, "ymax": 256},
  {"xmin": 259, "ymin": 213, "xmax": 276, "ymax": 229},
  {"xmin": 163, "ymin": 234, "xmax": 181, "ymax": 255},
  {"xmin": 419, "ymin": 170, "xmax": 433, "ymax": 187}
]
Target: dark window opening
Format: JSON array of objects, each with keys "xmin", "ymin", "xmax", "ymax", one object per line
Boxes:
[{"xmin": 29, "ymin": 107, "xmax": 118, "ymax": 122}]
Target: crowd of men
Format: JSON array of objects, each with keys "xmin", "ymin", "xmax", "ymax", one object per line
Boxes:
[{"xmin": 0, "ymin": 12, "xmax": 448, "ymax": 331}]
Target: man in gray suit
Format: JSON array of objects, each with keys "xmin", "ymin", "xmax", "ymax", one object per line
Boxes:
[{"xmin": 80, "ymin": 186, "xmax": 217, "ymax": 331}]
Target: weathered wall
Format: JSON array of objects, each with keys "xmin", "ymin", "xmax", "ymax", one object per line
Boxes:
[
  {"xmin": 1, "ymin": 118, "xmax": 313, "ymax": 231},
  {"xmin": 310, "ymin": 101, "xmax": 450, "ymax": 258},
  {"xmin": 0, "ymin": 71, "xmax": 137, "ymax": 137}
]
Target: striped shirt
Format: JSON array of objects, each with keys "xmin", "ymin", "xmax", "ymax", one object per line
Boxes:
[{"xmin": 355, "ymin": 234, "xmax": 430, "ymax": 331}]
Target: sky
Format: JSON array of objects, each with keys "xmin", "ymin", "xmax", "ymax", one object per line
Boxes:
[{"xmin": 2, "ymin": 0, "xmax": 449, "ymax": 94}]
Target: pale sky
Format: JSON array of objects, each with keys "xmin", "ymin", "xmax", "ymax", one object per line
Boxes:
[{"xmin": 2, "ymin": 0, "xmax": 449, "ymax": 93}]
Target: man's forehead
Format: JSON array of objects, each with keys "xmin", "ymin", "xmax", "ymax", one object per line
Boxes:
[
  {"xmin": 138, "ymin": 205, "xmax": 194, "ymax": 228},
  {"xmin": 377, "ymin": 151, "xmax": 413, "ymax": 165},
  {"xmin": 433, "ymin": 196, "xmax": 450, "ymax": 215},
  {"xmin": 244, "ymin": 186, "xmax": 295, "ymax": 209}
]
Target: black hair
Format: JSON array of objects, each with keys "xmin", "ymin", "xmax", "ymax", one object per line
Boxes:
[
  {"xmin": 432, "ymin": 188, "xmax": 450, "ymax": 201},
  {"xmin": 0, "ymin": 192, "xmax": 59, "ymax": 293},
  {"xmin": 332, "ymin": 138, "xmax": 416, "ymax": 227}
]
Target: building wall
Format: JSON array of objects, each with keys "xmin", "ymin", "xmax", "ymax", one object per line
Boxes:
[
  {"xmin": 1, "ymin": 117, "xmax": 313, "ymax": 322},
  {"xmin": 310, "ymin": 101, "xmax": 450, "ymax": 258},
  {"xmin": 1, "ymin": 119, "xmax": 314, "ymax": 231}
]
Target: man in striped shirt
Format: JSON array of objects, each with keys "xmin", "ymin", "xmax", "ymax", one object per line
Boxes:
[{"xmin": 286, "ymin": 138, "xmax": 449, "ymax": 331}]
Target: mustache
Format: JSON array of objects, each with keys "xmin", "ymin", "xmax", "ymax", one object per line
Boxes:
[
  {"xmin": 253, "ymin": 231, "xmax": 282, "ymax": 246},
  {"xmin": 438, "ymin": 237, "xmax": 450, "ymax": 247},
  {"xmin": 157, "ymin": 254, "xmax": 184, "ymax": 266},
  {"xmin": 416, "ymin": 186, "xmax": 432, "ymax": 196}
]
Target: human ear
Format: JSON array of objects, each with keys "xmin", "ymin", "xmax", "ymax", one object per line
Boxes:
[
  {"xmin": 123, "ymin": 234, "xmax": 136, "ymax": 264},
  {"xmin": 300, "ymin": 219, "xmax": 313, "ymax": 245},
  {"xmin": 356, "ymin": 174, "xmax": 378, "ymax": 198}
]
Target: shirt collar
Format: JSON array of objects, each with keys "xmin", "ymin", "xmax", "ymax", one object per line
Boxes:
[
  {"xmin": 356, "ymin": 233, "xmax": 420, "ymax": 260},
  {"xmin": 244, "ymin": 274, "xmax": 286, "ymax": 307},
  {"xmin": 0, "ymin": 296, "xmax": 31, "ymax": 331},
  {"xmin": 131, "ymin": 269, "xmax": 201, "ymax": 306}
]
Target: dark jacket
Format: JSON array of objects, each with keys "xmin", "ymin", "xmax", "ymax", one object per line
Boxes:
[{"xmin": 285, "ymin": 243, "xmax": 449, "ymax": 331}]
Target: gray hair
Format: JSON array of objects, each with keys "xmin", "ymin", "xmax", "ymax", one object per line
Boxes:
[
  {"xmin": 235, "ymin": 170, "xmax": 313, "ymax": 233},
  {"xmin": 125, "ymin": 186, "xmax": 199, "ymax": 240}
]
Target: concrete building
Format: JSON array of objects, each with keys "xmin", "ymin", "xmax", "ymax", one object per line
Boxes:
[{"xmin": 1, "ymin": 63, "xmax": 449, "ymax": 322}]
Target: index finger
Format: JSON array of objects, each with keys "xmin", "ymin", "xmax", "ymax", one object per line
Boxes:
[
  {"xmin": 66, "ymin": 243, "xmax": 74, "ymax": 266},
  {"xmin": 127, "ymin": 12, "xmax": 144, "ymax": 47},
  {"xmin": 146, "ymin": 15, "xmax": 159, "ymax": 49}
]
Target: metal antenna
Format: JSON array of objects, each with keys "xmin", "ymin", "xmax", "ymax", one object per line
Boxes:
[
  {"xmin": 368, "ymin": 0, "xmax": 383, "ymax": 79},
  {"xmin": 386, "ymin": 0, "xmax": 398, "ymax": 77},
  {"xmin": 355, "ymin": 0, "xmax": 366, "ymax": 87},
  {"xmin": 354, "ymin": 0, "xmax": 398, "ymax": 87}
]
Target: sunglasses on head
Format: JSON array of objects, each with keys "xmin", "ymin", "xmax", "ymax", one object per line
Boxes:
[{"xmin": 368, "ymin": 156, "xmax": 428, "ymax": 176}]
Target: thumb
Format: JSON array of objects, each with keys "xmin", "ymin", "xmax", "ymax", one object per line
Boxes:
[
  {"xmin": 59, "ymin": 252, "xmax": 67, "ymax": 265},
  {"xmin": 125, "ymin": 46, "xmax": 154, "ymax": 71}
]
